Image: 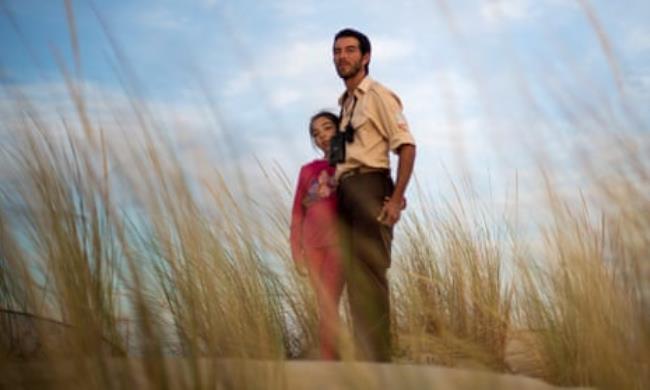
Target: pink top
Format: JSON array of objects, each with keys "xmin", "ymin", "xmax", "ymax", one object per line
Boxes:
[{"xmin": 290, "ymin": 159, "xmax": 338, "ymax": 266}]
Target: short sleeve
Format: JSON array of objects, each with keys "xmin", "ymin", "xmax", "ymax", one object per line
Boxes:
[{"xmin": 369, "ymin": 88, "xmax": 415, "ymax": 153}]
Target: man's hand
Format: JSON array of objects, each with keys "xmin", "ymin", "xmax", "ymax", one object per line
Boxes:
[
  {"xmin": 377, "ymin": 196, "xmax": 405, "ymax": 226},
  {"xmin": 295, "ymin": 260, "xmax": 309, "ymax": 277},
  {"xmin": 378, "ymin": 143, "xmax": 415, "ymax": 227}
]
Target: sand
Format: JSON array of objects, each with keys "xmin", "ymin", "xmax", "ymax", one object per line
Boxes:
[{"xmin": 0, "ymin": 358, "xmax": 593, "ymax": 389}]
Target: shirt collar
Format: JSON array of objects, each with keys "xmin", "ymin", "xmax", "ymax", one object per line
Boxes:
[{"xmin": 338, "ymin": 76, "xmax": 373, "ymax": 105}]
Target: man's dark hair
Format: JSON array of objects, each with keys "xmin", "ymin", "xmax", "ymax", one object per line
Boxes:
[{"xmin": 334, "ymin": 28, "xmax": 371, "ymax": 74}]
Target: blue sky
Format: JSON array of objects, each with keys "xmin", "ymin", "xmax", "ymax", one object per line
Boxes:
[{"xmin": 1, "ymin": 0, "xmax": 649, "ymax": 217}]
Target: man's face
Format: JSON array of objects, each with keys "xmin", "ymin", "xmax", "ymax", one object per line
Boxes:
[{"xmin": 333, "ymin": 37, "xmax": 369, "ymax": 79}]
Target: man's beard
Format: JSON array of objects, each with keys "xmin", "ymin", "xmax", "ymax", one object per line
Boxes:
[{"xmin": 336, "ymin": 59, "xmax": 363, "ymax": 80}]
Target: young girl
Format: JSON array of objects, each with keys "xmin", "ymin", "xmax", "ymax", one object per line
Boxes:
[{"xmin": 290, "ymin": 111, "xmax": 344, "ymax": 360}]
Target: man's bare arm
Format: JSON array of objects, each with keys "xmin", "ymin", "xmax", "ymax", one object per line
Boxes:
[{"xmin": 378, "ymin": 143, "xmax": 416, "ymax": 226}]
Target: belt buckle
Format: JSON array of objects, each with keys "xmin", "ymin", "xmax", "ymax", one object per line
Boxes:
[{"xmin": 340, "ymin": 168, "xmax": 360, "ymax": 182}]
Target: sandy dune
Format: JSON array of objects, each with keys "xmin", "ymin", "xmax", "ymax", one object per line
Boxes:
[
  {"xmin": 1, "ymin": 311, "xmax": 590, "ymax": 389},
  {"xmin": 1, "ymin": 358, "xmax": 593, "ymax": 389}
]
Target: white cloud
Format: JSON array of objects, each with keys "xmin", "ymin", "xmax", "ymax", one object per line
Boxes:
[
  {"xmin": 479, "ymin": 0, "xmax": 577, "ymax": 27},
  {"xmin": 481, "ymin": 0, "xmax": 533, "ymax": 24},
  {"xmin": 270, "ymin": 1, "xmax": 316, "ymax": 18},
  {"xmin": 274, "ymin": 41, "xmax": 329, "ymax": 78},
  {"xmin": 222, "ymin": 36, "xmax": 418, "ymax": 108},
  {"xmin": 223, "ymin": 39, "xmax": 331, "ymax": 100},
  {"xmin": 0, "ymin": 80, "xmax": 214, "ymax": 151},
  {"xmin": 625, "ymin": 26, "xmax": 650, "ymax": 54},
  {"xmin": 219, "ymin": 38, "xmax": 344, "ymax": 113},
  {"xmin": 138, "ymin": 7, "xmax": 190, "ymax": 30},
  {"xmin": 269, "ymin": 88, "xmax": 301, "ymax": 108},
  {"xmin": 0, "ymin": 78, "xmax": 304, "ymax": 196},
  {"xmin": 401, "ymin": 69, "xmax": 478, "ymax": 116},
  {"xmin": 371, "ymin": 37, "xmax": 417, "ymax": 62},
  {"xmin": 390, "ymin": 67, "xmax": 485, "ymax": 162},
  {"xmin": 0, "ymin": 80, "xmax": 279, "ymax": 216},
  {"xmin": 622, "ymin": 68, "xmax": 650, "ymax": 122},
  {"xmin": 197, "ymin": 0, "xmax": 220, "ymax": 9},
  {"xmin": 223, "ymin": 70, "xmax": 254, "ymax": 96}
]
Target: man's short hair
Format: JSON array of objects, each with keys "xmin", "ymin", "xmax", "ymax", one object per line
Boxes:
[{"xmin": 334, "ymin": 28, "xmax": 371, "ymax": 74}]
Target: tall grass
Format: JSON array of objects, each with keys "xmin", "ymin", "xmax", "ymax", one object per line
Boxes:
[
  {"xmin": 514, "ymin": 152, "xmax": 650, "ymax": 388},
  {"xmin": 393, "ymin": 190, "xmax": 513, "ymax": 370},
  {"xmin": 1, "ymin": 82, "xmax": 648, "ymax": 389},
  {"xmin": 0, "ymin": 91, "xmax": 297, "ymax": 388}
]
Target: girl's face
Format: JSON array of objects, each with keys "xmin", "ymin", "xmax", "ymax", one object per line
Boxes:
[{"xmin": 311, "ymin": 116, "xmax": 337, "ymax": 154}]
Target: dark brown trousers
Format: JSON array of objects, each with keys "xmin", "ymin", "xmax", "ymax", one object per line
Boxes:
[{"xmin": 337, "ymin": 171, "xmax": 393, "ymax": 362}]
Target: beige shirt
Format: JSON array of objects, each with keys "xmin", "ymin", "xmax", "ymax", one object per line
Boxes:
[{"xmin": 336, "ymin": 76, "xmax": 415, "ymax": 179}]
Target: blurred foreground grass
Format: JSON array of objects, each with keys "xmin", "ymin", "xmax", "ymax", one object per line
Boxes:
[{"xmin": 1, "ymin": 79, "xmax": 647, "ymax": 389}]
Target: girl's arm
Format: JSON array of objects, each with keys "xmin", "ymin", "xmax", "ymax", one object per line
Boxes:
[{"xmin": 290, "ymin": 166, "xmax": 307, "ymax": 273}]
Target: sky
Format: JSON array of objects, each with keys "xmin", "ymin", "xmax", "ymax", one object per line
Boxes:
[{"xmin": 1, "ymin": 0, "xmax": 649, "ymax": 221}]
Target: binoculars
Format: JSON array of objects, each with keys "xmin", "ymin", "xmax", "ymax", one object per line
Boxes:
[{"xmin": 328, "ymin": 123, "xmax": 355, "ymax": 166}]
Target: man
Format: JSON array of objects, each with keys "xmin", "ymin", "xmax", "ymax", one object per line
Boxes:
[{"xmin": 332, "ymin": 28, "xmax": 416, "ymax": 361}]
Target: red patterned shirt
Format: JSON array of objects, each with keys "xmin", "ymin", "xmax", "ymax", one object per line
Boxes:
[{"xmin": 290, "ymin": 159, "xmax": 338, "ymax": 266}]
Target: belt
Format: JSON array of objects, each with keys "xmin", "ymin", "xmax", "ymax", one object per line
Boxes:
[{"xmin": 339, "ymin": 167, "xmax": 390, "ymax": 182}]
